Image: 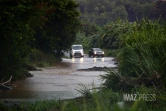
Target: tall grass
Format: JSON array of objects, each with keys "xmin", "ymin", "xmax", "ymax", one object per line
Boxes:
[
  {"xmin": 116, "ymin": 19, "xmax": 166, "ymax": 89},
  {"xmin": 1, "ymin": 90, "xmax": 165, "ymax": 111},
  {"xmin": 101, "ymin": 20, "xmax": 166, "ymax": 86},
  {"xmin": 100, "ymin": 19, "xmax": 166, "ymax": 110}
]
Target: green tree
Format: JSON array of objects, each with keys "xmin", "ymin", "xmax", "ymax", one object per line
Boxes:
[
  {"xmin": 111, "ymin": 6, "xmax": 128, "ymax": 21},
  {"xmin": 76, "ymin": 0, "xmax": 158, "ymax": 25},
  {"xmin": 34, "ymin": 0, "xmax": 81, "ymax": 58},
  {"xmin": 89, "ymin": 20, "xmax": 131, "ymax": 49},
  {"xmin": 0, "ymin": 0, "xmax": 46, "ymax": 80},
  {"xmin": 80, "ymin": 21, "xmax": 100, "ymax": 37},
  {"xmin": 0, "ymin": 0, "xmax": 80, "ymax": 80}
]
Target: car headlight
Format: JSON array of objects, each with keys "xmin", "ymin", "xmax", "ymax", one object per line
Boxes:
[
  {"xmin": 102, "ymin": 51, "xmax": 104, "ymax": 54},
  {"xmin": 94, "ymin": 51, "xmax": 97, "ymax": 54}
]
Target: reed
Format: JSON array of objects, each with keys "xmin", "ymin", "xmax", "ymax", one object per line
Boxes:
[{"xmin": 118, "ymin": 19, "xmax": 166, "ymax": 81}]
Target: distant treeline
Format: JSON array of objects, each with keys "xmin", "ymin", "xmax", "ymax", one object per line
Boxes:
[{"xmin": 76, "ymin": 0, "xmax": 166, "ymax": 25}]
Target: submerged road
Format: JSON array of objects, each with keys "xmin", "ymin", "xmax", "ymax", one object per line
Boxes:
[{"xmin": 0, "ymin": 56, "xmax": 117, "ymax": 101}]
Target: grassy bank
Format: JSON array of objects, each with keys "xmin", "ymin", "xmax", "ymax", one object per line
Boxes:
[
  {"xmin": 0, "ymin": 88, "xmax": 166, "ymax": 111},
  {"xmin": 26, "ymin": 48, "xmax": 60, "ymax": 68}
]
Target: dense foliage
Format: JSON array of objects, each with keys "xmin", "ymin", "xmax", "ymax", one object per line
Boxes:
[
  {"xmin": 118, "ymin": 20, "xmax": 166, "ymax": 78},
  {"xmin": 34, "ymin": 0, "xmax": 80, "ymax": 57},
  {"xmin": 0, "ymin": 0, "xmax": 38, "ymax": 80},
  {"xmin": 0, "ymin": 0, "xmax": 80, "ymax": 80},
  {"xmin": 76, "ymin": 0, "xmax": 166, "ymax": 26},
  {"xmin": 101, "ymin": 19, "xmax": 166, "ymax": 92},
  {"xmin": 75, "ymin": 0, "xmax": 166, "ymax": 53}
]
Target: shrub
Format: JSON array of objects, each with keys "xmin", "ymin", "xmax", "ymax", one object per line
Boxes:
[{"xmin": 117, "ymin": 19, "xmax": 166, "ymax": 90}]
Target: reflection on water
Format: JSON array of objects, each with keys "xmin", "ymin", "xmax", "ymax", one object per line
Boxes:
[
  {"xmin": 0, "ymin": 83, "xmax": 36, "ymax": 99},
  {"xmin": 71, "ymin": 57, "xmax": 105, "ymax": 63},
  {"xmin": 80, "ymin": 57, "xmax": 84, "ymax": 63},
  {"xmin": 71, "ymin": 58, "xmax": 75, "ymax": 62},
  {"xmin": 93, "ymin": 57, "xmax": 104, "ymax": 62},
  {"xmin": 71, "ymin": 57, "xmax": 84, "ymax": 63},
  {"xmin": 0, "ymin": 57, "xmax": 115, "ymax": 101}
]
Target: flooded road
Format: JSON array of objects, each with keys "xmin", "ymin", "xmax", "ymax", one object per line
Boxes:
[{"xmin": 0, "ymin": 56, "xmax": 116, "ymax": 101}]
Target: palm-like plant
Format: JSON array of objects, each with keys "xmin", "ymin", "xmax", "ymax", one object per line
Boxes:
[{"xmin": 117, "ymin": 19, "xmax": 166, "ymax": 90}]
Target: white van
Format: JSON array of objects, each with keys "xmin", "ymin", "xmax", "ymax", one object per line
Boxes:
[{"xmin": 70, "ymin": 44, "xmax": 84, "ymax": 58}]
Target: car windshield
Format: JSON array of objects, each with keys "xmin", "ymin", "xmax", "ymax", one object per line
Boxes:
[
  {"xmin": 93, "ymin": 48, "xmax": 101, "ymax": 51},
  {"xmin": 72, "ymin": 46, "xmax": 82, "ymax": 50}
]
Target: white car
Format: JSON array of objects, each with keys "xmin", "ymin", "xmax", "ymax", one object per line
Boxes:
[{"xmin": 70, "ymin": 45, "xmax": 84, "ymax": 58}]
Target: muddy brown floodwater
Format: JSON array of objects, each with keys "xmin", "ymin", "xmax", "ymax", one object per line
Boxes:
[{"xmin": 0, "ymin": 56, "xmax": 117, "ymax": 102}]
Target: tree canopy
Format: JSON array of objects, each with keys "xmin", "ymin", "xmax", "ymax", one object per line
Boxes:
[
  {"xmin": 76, "ymin": 0, "xmax": 165, "ymax": 26},
  {"xmin": 0, "ymin": 0, "xmax": 80, "ymax": 80},
  {"xmin": 35, "ymin": 0, "xmax": 80, "ymax": 57}
]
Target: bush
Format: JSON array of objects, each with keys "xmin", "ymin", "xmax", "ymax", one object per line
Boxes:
[
  {"xmin": 103, "ymin": 49, "xmax": 119, "ymax": 57},
  {"xmin": 28, "ymin": 48, "xmax": 57, "ymax": 67},
  {"xmin": 117, "ymin": 19, "xmax": 166, "ymax": 90}
]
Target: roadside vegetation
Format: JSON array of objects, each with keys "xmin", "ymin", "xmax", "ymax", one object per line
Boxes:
[
  {"xmin": 26, "ymin": 48, "xmax": 59, "ymax": 67},
  {"xmin": 75, "ymin": 0, "xmax": 166, "ymax": 57},
  {"xmin": 1, "ymin": 0, "xmax": 166, "ymax": 111},
  {"xmin": 1, "ymin": 18, "xmax": 166, "ymax": 111},
  {"xmin": 0, "ymin": 0, "xmax": 80, "ymax": 80}
]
